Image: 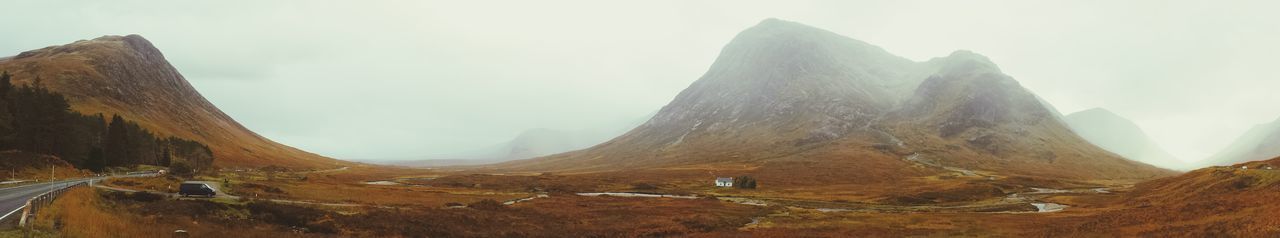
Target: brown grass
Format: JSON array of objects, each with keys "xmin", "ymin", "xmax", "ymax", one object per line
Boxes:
[
  {"xmin": 29, "ymin": 159, "xmax": 1280, "ymax": 237},
  {"xmin": 0, "ymin": 150, "xmax": 89, "ymax": 183},
  {"xmin": 33, "ymin": 187, "xmax": 307, "ymax": 237},
  {"xmin": 104, "ymin": 176, "xmax": 184, "ymax": 193},
  {"xmin": 224, "ymin": 166, "xmax": 529, "ymax": 206},
  {"xmin": 35, "ymin": 187, "xmax": 142, "ymax": 237},
  {"xmin": 33, "ymin": 185, "xmax": 772, "ymax": 237}
]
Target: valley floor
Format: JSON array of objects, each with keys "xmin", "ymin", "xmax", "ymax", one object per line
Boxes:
[{"xmin": 14, "ymin": 163, "xmax": 1280, "ymax": 237}]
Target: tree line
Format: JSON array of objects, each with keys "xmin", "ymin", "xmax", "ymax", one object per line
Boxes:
[{"xmin": 0, "ymin": 71, "xmax": 213, "ymax": 172}]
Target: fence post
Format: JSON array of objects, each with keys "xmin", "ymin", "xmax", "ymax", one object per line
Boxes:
[
  {"xmin": 13, "ymin": 181, "xmax": 88, "ymax": 230},
  {"xmin": 17, "ymin": 200, "xmax": 31, "ymax": 227}
]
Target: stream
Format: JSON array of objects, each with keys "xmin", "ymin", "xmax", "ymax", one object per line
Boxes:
[
  {"xmin": 362, "ymin": 180, "xmax": 403, "ymax": 185},
  {"xmin": 575, "ymin": 192, "xmax": 699, "ymax": 199},
  {"xmin": 574, "ymin": 189, "xmax": 1088, "ymax": 214},
  {"xmin": 1031, "ymin": 203, "xmax": 1067, "ymax": 212},
  {"xmin": 504, "ymin": 194, "xmax": 550, "ymax": 205}
]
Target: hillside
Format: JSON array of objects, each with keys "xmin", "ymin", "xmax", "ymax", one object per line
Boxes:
[
  {"xmin": 1064, "ymin": 108, "xmax": 1184, "ymax": 169},
  {"xmin": 0, "ymin": 35, "xmax": 344, "ymax": 169},
  {"xmin": 497, "ymin": 19, "xmax": 1170, "ymax": 181},
  {"xmin": 1051, "ymin": 157, "xmax": 1280, "ymax": 236},
  {"xmin": 1200, "ymin": 116, "xmax": 1280, "ymax": 167},
  {"xmin": 0, "ymin": 150, "xmax": 87, "ymax": 181}
]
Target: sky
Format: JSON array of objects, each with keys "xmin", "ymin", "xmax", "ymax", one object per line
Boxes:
[{"xmin": 2, "ymin": 0, "xmax": 1278, "ymax": 162}]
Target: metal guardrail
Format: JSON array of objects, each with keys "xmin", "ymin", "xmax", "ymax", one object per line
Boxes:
[{"xmin": 15, "ymin": 180, "xmax": 89, "ymax": 228}]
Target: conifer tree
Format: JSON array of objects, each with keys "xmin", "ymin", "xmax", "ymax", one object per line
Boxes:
[
  {"xmin": 0, "ymin": 71, "xmax": 13, "ymax": 147},
  {"xmin": 86, "ymin": 145, "xmax": 105, "ymax": 172},
  {"xmin": 161, "ymin": 146, "xmax": 172, "ymax": 167},
  {"xmin": 103, "ymin": 115, "xmax": 129, "ymax": 167}
]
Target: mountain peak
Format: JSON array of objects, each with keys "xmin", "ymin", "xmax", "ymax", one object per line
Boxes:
[
  {"xmin": 725, "ymin": 18, "xmax": 888, "ymax": 58},
  {"xmin": 755, "ymin": 17, "xmax": 794, "ymax": 26},
  {"xmin": 0, "ymin": 35, "xmax": 341, "ymax": 168},
  {"xmin": 749, "ymin": 18, "xmax": 822, "ymax": 33},
  {"xmin": 929, "ymin": 50, "xmax": 1001, "ymax": 75},
  {"xmin": 502, "ymin": 19, "xmax": 1170, "ymax": 181},
  {"xmin": 17, "ymin": 34, "xmax": 161, "ymax": 60}
]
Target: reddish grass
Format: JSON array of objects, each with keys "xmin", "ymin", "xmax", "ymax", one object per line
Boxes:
[
  {"xmin": 34, "ymin": 187, "xmax": 313, "ymax": 237},
  {"xmin": 0, "ymin": 150, "xmax": 89, "ymax": 182}
]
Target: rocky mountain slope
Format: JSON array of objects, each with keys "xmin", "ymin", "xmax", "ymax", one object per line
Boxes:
[
  {"xmin": 1199, "ymin": 116, "xmax": 1280, "ymax": 168},
  {"xmin": 1064, "ymin": 108, "xmax": 1184, "ymax": 169},
  {"xmin": 498, "ymin": 19, "xmax": 1169, "ymax": 180},
  {"xmin": 0, "ymin": 35, "xmax": 343, "ymax": 168}
]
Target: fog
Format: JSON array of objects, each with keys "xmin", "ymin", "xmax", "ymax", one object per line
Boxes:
[{"xmin": 2, "ymin": 1, "xmax": 1279, "ymax": 163}]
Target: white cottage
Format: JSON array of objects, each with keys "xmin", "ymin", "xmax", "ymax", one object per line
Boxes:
[{"xmin": 715, "ymin": 177, "xmax": 734, "ymax": 187}]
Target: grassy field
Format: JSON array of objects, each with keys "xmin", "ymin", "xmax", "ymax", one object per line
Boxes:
[
  {"xmin": 25, "ymin": 161, "xmax": 1280, "ymax": 237},
  {"xmin": 29, "ymin": 185, "xmax": 771, "ymax": 237}
]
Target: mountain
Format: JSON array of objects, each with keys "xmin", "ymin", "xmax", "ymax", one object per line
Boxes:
[
  {"xmin": 1063, "ymin": 157, "xmax": 1280, "ymax": 237},
  {"xmin": 1064, "ymin": 108, "xmax": 1184, "ymax": 169},
  {"xmin": 1200, "ymin": 116, "xmax": 1280, "ymax": 167},
  {"xmin": 376, "ymin": 113, "xmax": 653, "ymax": 167},
  {"xmin": 373, "ymin": 128, "xmax": 611, "ymax": 167},
  {"xmin": 875, "ymin": 52, "xmax": 1164, "ymax": 180},
  {"xmin": 0, "ymin": 35, "xmax": 343, "ymax": 168},
  {"xmin": 498, "ymin": 19, "xmax": 1170, "ymax": 180}
]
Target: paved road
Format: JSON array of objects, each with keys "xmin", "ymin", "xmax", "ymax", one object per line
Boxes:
[
  {"xmin": 0, "ymin": 177, "xmax": 100, "ymax": 223},
  {"xmin": 0, "ymin": 172, "xmax": 157, "ymax": 224}
]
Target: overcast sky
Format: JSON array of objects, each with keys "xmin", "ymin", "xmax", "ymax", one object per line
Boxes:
[{"xmin": 2, "ymin": 0, "xmax": 1278, "ymax": 162}]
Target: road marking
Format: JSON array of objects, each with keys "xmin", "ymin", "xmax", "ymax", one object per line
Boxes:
[
  {"xmin": 0, "ymin": 202, "xmax": 26, "ymax": 222},
  {"xmin": 0, "ymin": 183, "xmax": 42, "ymax": 192}
]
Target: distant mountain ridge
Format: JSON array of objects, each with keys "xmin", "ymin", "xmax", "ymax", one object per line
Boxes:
[
  {"xmin": 373, "ymin": 113, "xmax": 652, "ymax": 167},
  {"xmin": 1200, "ymin": 116, "xmax": 1280, "ymax": 167},
  {"xmin": 498, "ymin": 19, "xmax": 1170, "ymax": 180},
  {"xmin": 1064, "ymin": 108, "xmax": 1185, "ymax": 169},
  {"xmin": 376, "ymin": 128, "xmax": 620, "ymax": 167},
  {"xmin": 0, "ymin": 35, "xmax": 343, "ymax": 168}
]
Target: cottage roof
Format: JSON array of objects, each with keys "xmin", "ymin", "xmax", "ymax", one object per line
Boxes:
[{"xmin": 716, "ymin": 177, "xmax": 734, "ymax": 183}]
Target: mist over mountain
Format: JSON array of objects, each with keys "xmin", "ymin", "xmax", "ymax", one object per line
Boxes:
[
  {"xmin": 1200, "ymin": 116, "xmax": 1280, "ymax": 167},
  {"xmin": 1064, "ymin": 108, "xmax": 1185, "ymax": 169},
  {"xmin": 500, "ymin": 19, "xmax": 1169, "ymax": 180},
  {"xmin": 370, "ymin": 112, "xmax": 653, "ymax": 167},
  {"xmin": 7, "ymin": 1, "xmax": 1280, "ymax": 234}
]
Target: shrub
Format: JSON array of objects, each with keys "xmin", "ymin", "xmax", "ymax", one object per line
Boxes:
[
  {"xmin": 734, "ymin": 176, "xmax": 758, "ymax": 189},
  {"xmin": 468, "ymin": 199, "xmax": 505, "ymax": 210},
  {"xmin": 240, "ymin": 183, "xmax": 286, "ymax": 194},
  {"xmin": 110, "ymin": 180, "xmax": 141, "ymax": 187},
  {"xmin": 135, "ymin": 200, "xmax": 230, "ymax": 219},
  {"xmin": 170, "ymin": 161, "xmax": 194, "ymax": 177},
  {"xmin": 103, "ymin": 191, "xmax": 165, "ymax": 203},
  {"xmin": 632, "ymin": 183, "xmax": 659, "ymax": 190},
  {"xmin": 129, "ymin": 191, "xmax": 167, "ymax": 202},
  {"xmin": 246, "ymin": 201, "xmax": 337, "ymax": 234}
]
